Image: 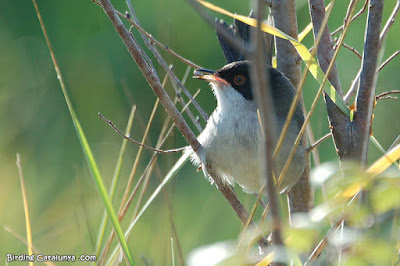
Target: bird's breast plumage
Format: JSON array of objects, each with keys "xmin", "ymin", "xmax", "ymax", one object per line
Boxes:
[{"xmin": 195, "ymin": 102, "xmax": 264, "ymax": 193}]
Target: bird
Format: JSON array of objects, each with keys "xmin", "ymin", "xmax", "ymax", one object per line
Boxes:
[{"xmin": 186, "ymin": 16, "xmax": 306, "ymax": 194}]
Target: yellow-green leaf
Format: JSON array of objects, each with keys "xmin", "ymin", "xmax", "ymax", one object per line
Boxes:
[
  {"xmin": 367, "ymin": 143, "xmax": 400, "ymax": 175},
  {"xmin": 340, "ymin": 143, "xmax": 400, "ymax": 199}
]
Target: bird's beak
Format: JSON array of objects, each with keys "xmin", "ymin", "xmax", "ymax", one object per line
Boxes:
[{"xmin": 193, "ymin": 69, "xmax": 229, "ymax": 85}]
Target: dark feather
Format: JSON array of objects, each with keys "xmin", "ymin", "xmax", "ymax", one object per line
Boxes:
[{"xmin": 215, "ymin": 11, "xmax": 273, "ymax": 65}]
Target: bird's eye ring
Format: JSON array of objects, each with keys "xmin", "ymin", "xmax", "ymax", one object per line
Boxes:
[{"xmin": 233, "ymin": 75, "xmax": 246, "ymax": 86}]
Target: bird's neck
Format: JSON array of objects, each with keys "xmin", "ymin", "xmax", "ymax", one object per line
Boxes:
[{"xmin": 212, "ymin": 84, "xmax": 257, "ymax": 113}]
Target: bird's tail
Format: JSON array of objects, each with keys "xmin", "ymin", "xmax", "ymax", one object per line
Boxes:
[{"xmin": 215, "ymin": 11, "xmax": 274, "ymax": 66}]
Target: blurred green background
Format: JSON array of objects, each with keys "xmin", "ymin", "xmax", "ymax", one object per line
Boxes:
[{"xmin": 1, "ymin": 0, "xmax": 399, "ymax": 265}]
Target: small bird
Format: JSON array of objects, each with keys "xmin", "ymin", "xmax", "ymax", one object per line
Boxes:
[
  {"xmin": 187, "ymin": 15, "xmax": 306, "ymax": 194},
  {"xmin": 189, "ymin": 61, "xmax": 305, "ymax": 193}
]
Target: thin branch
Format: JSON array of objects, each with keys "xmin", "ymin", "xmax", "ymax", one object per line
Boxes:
[
  {"xmin": 340, "ymin": 42, "xmax": 363, "ymax": 59},
  {"xmin": 237, "ymin": 184, "xmax": 267, "ymax": 251},
  {"xmin": 116, "ymin": 9, "xmax": 200, "ymax": 69},
  {"xmin": 344, "ymin": 69, "xmax": 361, "ymax": 104},
  {"xmin": 171, "ymin": 65, "xmax": 204, "ymax": 133},
  {"xmin": 376, "ymin": 90, "xmax": 400, "ymax": 101},
  {"xmin": 307, "ymin": 133, "xmax": 333, "ymax": 152},
  {"xmin": 353, "ymin": 0, "xmax": 384, "ymax": 164},
  {"xmin": 119, "ymin": 91, "xmax": 202, "ymax": 222},
  {"xmin": 378, "ymin": 50, "xmax": 400, "ymax": 72},
  {"xmin": 304, "ymin": 105, "xmax": 322, "ymax": 166},
  {"xmin": 94, "ymin": 105, "xmax": 136, "ymax": 260},
  {"xmin": 331, "ymin": 0, "xmax": 369, "ymax": 36},
  {"xmin": 389, "ymin": 134, "xmax": 400, "ymax": 151},
  {"xmin": 253, "ymin": 0, "xmax": 284, "ymax": 252},
  {"xmin": 125, "ymin": 24, "xmax": 157, "ymax": 74},
  {"xmin": 98, "ymin": 0, "xmax": 200, "ymax": 151},
  {"xmin": 379, "ymin": 0, "xmax": 400, "ymax": 50},
  {"xmin": 99, "ymin": 94, "xmax": 189, "ymax": 263},
  {"xmin": 376, "ymin": 95, "xmax": 398, "ymax": 101},
  {"xmin": 173, "ymin": 85, "xmax": 203, "ymax": 133},
  {"xmin": 99, "ymin": 113, "xmax": 185, "ymax": 153},
  {"xmin": 305, "ymin": 218, "xmax": 344, "ymax": 264},
  {"xmin": 123, "ymin": 3, "xmax": 209, "ymax": 122},
  {"xmin": 345, "ymin": 0, "xmax": 399, "ymax": 104}
]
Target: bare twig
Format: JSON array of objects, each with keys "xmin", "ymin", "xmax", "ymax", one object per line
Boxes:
[
  {"xmin": 237, "ymin": 184, "xmax": 267, "ymax": 250},
  {"xmin": 99, "ymin": 94, "xmax": 188, "ymax": 263},
  {"xmin": 378, "ymin": 50, "xmax": 400, "ymax": 72},
  {"xmin": 379, "ymin": 0, "xmax": 400, "ymax": 50},
  {"xmin": 99, "ymin": 113, "xmax": 185, "ymax": 153},
  {"xmin": 115, "ymin": 9, "xmax": 200, "ymax": 69},
  {"xmin": 98, "ymin": 99, "xmax": 162, "ymax": 265},
  {"xmin": 389, "ymin": 134, "xmax": 400, "ymax": 150},
  {"xmin": 307, "ymin": 133, "xmax": 332, "ymax": 152},
  {"xmin": 253, "ymin": 0, "xmax": 284, "ymax": 253},
  {"xmin": 94, "ymin": 105, "xmax": 136, "ymax": 260},
  {"xmin": 376, "ymin": 95, "xmax": 398, "ymax": 101},
  {"xmin": 376, "ymin": 90, "xmax": 400, "ymax": 101},
  {"xmin": 353, "ymin": 0, "xmax": 384, "ymax": 164},
  {"xmin": 301, "ymin": 103, "xmax": 321, "ymax": 166},
  {"xmin": 331, "ymin": 0, "xmax": 369, "ymax": 36},
  {"xmin": 173, "ymin": 85, "xmax": 203, "ymax": 133},
  {"xmin": 123, "ymin": 3, "xmax": 209, "ymax": 122},
  {"xmin": 170, "ymin": 65, "xmax": 204, "ymax": 133},
  {"xmin": 119, "ymin": 90, "xmax": 202, "ymax": 222},
  {"xmin": 345, "ymin": 0, "xmax": 399, "ymax": 104},
  {"xmin": 340, "ymin": 42, "xmax": 363, "ymax": 59},
  {"xmin": 98, "ymin": 0, "xmax": 200, "ymax": 150},
  {"xmin": 305, "ymin": 217, "xmax": 344, "ymax": 264}
]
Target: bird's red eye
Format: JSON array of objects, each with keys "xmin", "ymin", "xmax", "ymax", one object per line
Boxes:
[{"xmin": 233, "ymin": 75, "xmax": 246, "ymax": 86}]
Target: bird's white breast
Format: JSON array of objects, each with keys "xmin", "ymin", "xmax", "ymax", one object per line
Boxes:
[{"xmin": 192, "ymin": 84, "xmax": 265, "ymax": 193}]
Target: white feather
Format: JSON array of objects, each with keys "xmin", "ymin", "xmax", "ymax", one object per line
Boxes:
[{"xmin": 188, "ymin": 81, "xmax": 305, "ymax": 193}]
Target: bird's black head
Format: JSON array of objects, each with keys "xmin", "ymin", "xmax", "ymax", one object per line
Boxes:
[
  {"xmin": 194, "ymin": 61, "xmax": 304, "ymax": 128},
  {"xmin": 216, "ymin": 61, "xmax": 253, "ymax": 101},
  {"xmin": 194, "ymin": 61, "xmax": 254, "ymax": 101}
]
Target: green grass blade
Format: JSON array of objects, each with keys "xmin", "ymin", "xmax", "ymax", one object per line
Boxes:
[
  {"xmin": 16, "ymin": 154, "xmax": 34, "ymax": 266},
  {"xmin": 371, "ymin": 135, "xmax": 400, "ymax": 167},
  {"xmin": 31, "ymin": 0, "xmax": 135, "ymax": 264},
  {"xmin": 93, "ymin": 105, "xmax": 137, "ymax": 261},
  {"xmin": 107, "ymin": 152, "xmax": 190, "ymax": 264}
]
